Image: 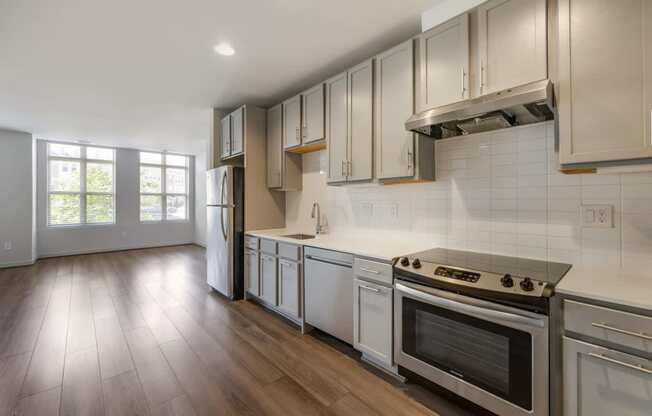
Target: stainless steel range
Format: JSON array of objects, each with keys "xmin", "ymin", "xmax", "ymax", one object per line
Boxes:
[{"xmin": 393, "ymin": 248, "xmax": 571, "ymax": 416}]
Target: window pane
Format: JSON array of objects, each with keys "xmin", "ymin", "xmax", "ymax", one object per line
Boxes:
[
  {"xmin": 140, "ymin": 166, "xmax": 162, "ymax": 193},
  {"xmin": 166, "ymin": 154, "xmax": 187, "ymax": 167},
  {"xmin": 86, "ymin": 147, "xmax": 114, "ymax": 161},
  {"xmin": 166, "ymin": 168, "xmax": 186, "ymax": 193},
  {"xmin": 87, "ymin": 195, "xmax": 114, "ymax": 223},
  {"xmin": 87, "ymin": 163, "xmax": 113, "ymax": 193},
  {"xmin": 49, "ymin": 143, "xmax": 80, "ymax": 158},
  {"xmin": 49, "ymin": 160, "xmax": 81, "ymax": 192},
  {"xmin": 140, "ymin": 152, "xmax": 162, "ymax": 164},
  {"xmin": 166, "ymin": 196, "xmax": 187, "ymax": 220},
  {"xmin": 49, "ymin": 194, "xmax": 80, "ymax": 225},
  {"xmin": 140, "ymin": 195, "xmax": 162, "ymax": 221}
]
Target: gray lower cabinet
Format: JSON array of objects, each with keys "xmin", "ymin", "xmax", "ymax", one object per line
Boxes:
[
  {"xmin": 277, "ymin": 259, "xmax": 301, "ymax": 319},
  {"xmin": 353, "ymin": 278, "xmax": 393, "ymax": 368},
  {"xmin": 260, "ymin": 253, "xmax": 277, "ymax": 306},
  {"xmin": 244, "ymin": 249, "xmax": 260, "ymax": 297},
  {"xmin": 563, "ymin": 336, "xmax": 652, "ymax": 416}
]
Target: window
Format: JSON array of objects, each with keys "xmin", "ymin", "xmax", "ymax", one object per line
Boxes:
[
  {"xmin": 139, "ymin": 152, "xmax": 189, "ymax": 221},
  {"xmin": 47, "ymin": 142, "xmax": 115, "ymax": 226}
]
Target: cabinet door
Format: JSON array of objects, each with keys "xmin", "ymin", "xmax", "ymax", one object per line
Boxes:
[
  {"xmin": 283, "ymin": 95, "xmax": 302, "ymax": 149},
  {"xmin": 564, "ymin": 337, "xmax": 652, "ymax": 416},
  {"xmin": 376, "ymin": 40, "xmax": 415, "ymax": 180},
  {"xmin": 347, "ymin": 59, "xmax": 374, "ymax": 182},
  {"xmin": 302, "ymin": 84, "xmax": 325, "ymax": 143},
  {"xmin": 220, "ymin": 115, "xmax": 231, "ymax": 159},
  {"xmin": 325, "ymin": 72, "xmax": 349, "ymax": 183},
  {"xmin": 230, "ymin": 107, "xmax": 244, "ymax": 155},
  {"xmin": 266, "ymin": 104, "xmax": 283, "ymax": 188},
  {"xmin": 417, "ymin": 14, "xmax": 469, "ymax": 111},
  {"xmin": 244, "ymin": 250, "xmax": 260, "ymax": 297},
  {"xmin": 353, "ymin": 279, "xmax": 392, "ymax": 367},
  {"xmin": 558, "ymin": 0, "xmax": 652, "ymax": 164},
  {"xmin": 260, "ymin": 254, "xmax": 277, "ymax": 306},
  {"xmin": 277, "ymin": 259, "xmax": 300, "ymax": 319},
  {"xmin": 478, "ymin": 0, "xmax": 547, "ymax": 95}
]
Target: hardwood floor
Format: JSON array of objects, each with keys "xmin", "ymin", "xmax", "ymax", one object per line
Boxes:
[{"xmin": 0, "ymin": 245, "xmax": 480, "ymax": 416}]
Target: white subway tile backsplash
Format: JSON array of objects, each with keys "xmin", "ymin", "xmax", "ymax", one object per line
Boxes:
[{"xmin": 285, "ymin": 121, "xmax": 652, "ymax": 270}]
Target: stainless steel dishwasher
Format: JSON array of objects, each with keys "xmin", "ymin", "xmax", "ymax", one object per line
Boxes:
[{"xmin": 304, "ymin": 247, "xmax": 354, "ymax": 344}]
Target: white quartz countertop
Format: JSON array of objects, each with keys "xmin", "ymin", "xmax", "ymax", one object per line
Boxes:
[
  {"xmin": 245, "ymin": 229, "xmax": 436, "ymax": 261},
  {"xmin": 557, "ymin": 265, "xmax": 652, "ymax": 311}
]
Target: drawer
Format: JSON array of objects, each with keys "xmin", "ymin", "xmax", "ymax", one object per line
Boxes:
[
  {"xmin": 244, "ymin": 236, "xmax": 259, "ymax": 250},
  {"xmin": 278, "ymin": 243, "xmax": 301, "ymax": 261},
  {"xmin": 564, "ymin": 300, "xmax": 652, "ymax": 354},
  {"xmin": 354, "ymin": 258, "xmax": 392, "ymax": 285},
  {"xmin": 260, "ymin": 239, "xmax": 277, "ymax": 255}
]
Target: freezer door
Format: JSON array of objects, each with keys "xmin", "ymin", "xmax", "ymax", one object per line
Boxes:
[
  {"xmin": 207, "ymin": 166, "xmax": 233, "ymax": 206},
  {"xmin": 207, "ymin": 205, "xmax": 234, "ymax": 298}
]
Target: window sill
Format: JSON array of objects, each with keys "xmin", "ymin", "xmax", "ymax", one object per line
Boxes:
[
  {"xmin": 140, "ymin": 219, "xmax": 190, "ymax": 224},
  {"xmin": 47, "ymin": 223, "xmax": 115, "ymax": 230}
]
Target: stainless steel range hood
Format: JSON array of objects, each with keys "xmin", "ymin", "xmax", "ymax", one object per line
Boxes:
[{"xmin": 405, "ymin": 79, "xmax": 554, "ymax": 139}]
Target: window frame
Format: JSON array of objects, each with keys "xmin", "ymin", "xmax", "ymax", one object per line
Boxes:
[
  {"xmin": 139, "ymin": 152, "xmax": 189, "ymax": 223},
  {"xmin": 46, "ymin": 142, "xmax": 116, "ymax": 228}
]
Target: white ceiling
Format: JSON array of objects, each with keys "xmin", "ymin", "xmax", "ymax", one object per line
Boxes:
[{"xmin": 0, "ymin": 0, "xmax": 438, "ymax": 155}]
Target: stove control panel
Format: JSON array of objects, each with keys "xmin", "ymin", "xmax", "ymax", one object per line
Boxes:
[{"xmin": 435, "ymin": 266, "xmax": 480, "ymax": 283}]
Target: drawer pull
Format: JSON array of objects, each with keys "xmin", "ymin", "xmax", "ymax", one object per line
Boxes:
[
  {"xmin": 591, "ymin": 322, "xmax": 652, "ymax": 341},
  {"xmin": 588, "ymin": 353, "xmax": 652, "ymax": 375},
  {"xmin": 359, "ymin": 267, "xmax": 380, "ymax": 275},
  {"xmin": 360, "ymin": 285, "xmax": 381, "ymax": 293}
]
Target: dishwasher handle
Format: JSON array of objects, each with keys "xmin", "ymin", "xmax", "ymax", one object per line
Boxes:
[{"xmin": 305, "ymin": 254, "xmax": 353, "ymax": 269}]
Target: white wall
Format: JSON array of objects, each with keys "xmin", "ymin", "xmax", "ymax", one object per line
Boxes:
[
  {"xmin": 0, "ymin": 129, "xmax": 35, "ymax": 267},
  {"xmin": 193, "ymin": 141, "xmax": 208, "ymax": 247},
  {"xmin": 36, "ymin": 140, "xmax": 195, "ymax": 257},
  {"xmin": 286, "ymin": 121, "xmax": 652, "ymax": 270}
]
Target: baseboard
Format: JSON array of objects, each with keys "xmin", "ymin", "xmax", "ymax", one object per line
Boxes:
[
  {"xmin": 0, "ymin": 258, "xmax": 37, "ymax": 269},
  {"xmin": 37, "ymin": 240, "xmax": 195, "ymax": 259}
]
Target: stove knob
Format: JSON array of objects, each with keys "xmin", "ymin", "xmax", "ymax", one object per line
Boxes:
[
  {"xmin": 411, "ymin": 258, "xmax": 421, "ymax": 269},
  {"xmin": 520, "ymin": 277, "xmax": 534, "ymax": 292},
  {"xmin": 400, "ymin": 257, "xmax": 410, "ymax": 267},
  {"xmin": 501, "ymin": 274, "xmax": 514, "ymax": 288}
]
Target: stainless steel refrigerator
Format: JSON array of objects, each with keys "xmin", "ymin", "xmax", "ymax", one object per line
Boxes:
[{"xmin": 206, "ymin": 165, "xmax": 244, "ymax": 300}]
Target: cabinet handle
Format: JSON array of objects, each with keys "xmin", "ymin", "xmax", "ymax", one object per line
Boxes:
[
  {"xmin": 360, "ymin": 285, "xmax": 381, "ymax": 293},
  {"xmin": 295, "ymin": 127, "xmax": 300, "ymax": 141},
  {"xmin": 407, "ymin": 148, "xmax": 414, "ymax": 172},
  {"xmin": 341, "ymin": 160, "xmax": 346, "ymax": 177},
  {"xmin": 359, "ymin": 267, "xmax": 380, "ymax": 275},
  {"xmin": 347, "ymin": 161, "xmax": 352, "ymax": 177},
  {"xmin": 591, "ymin": 322, "xmax": 652, "ymax": 341},
  {"xmin": 461, "ymin": 67, "xmax": 467, "ymax": 98},
  {"xmin": 480, "ymin": 62, "xmax": 486, "ymax": 95},
  {"xmin": 588, "ymin": 353, "xmax": 652, "ymax": 376}
]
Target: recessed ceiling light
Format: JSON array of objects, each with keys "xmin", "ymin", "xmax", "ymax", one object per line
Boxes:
[{"xmin": 214, "ymin": 43, "xmax": 235, "ymax": 56}]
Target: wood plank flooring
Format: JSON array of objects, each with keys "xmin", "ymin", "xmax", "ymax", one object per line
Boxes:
[{"xmin": 0, "ymin": 245, "xmax": 479, "ymax": 416}]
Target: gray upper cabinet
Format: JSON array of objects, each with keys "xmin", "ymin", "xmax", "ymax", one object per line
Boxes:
[
  {"xmin": 558, "ymin": 0, "xmax": 652, "ymax": 165},
  {"xmin": 477, "ymin": 0, "xmax": 547, "ymax": 95},
  {"xmin": 266, "ymin": 104, "xmax": 283, "ymax": 188},
  {"xmin": 417, "ymin": 14, "xmax": 469, "ymax": 112},
  {"xmin": 376, "ymin": 40, "xmax": 416, "ymax": 180},
  {"xmin": 301, "ymin": 84, "xmax": 325, "ymax": 144},
  {"xmin": 326, "ymin": 72, "xmax": 349, "ymax": 183},
  {"xmin": 347, "ymin": 59, "xmax": 374, "ymax": 182},
  {"xmin": 283, "ymin": 94, "xmax": 302, "ymax": 149},
  {"xmin": 220, "ymin": 115, "xmax": 231, "ymax": 159},
  {"xmin": 230, "ymin": 106, "xmax": 244, "ymax": 155}
]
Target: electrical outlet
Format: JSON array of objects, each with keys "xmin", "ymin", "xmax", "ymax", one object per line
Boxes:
[
  {"xmin": 3, "ymin": 241, "xmax": 12, "ymax": 251},
  {"xmin": 581, "ymin": 204, "xmax": 613, "ymax": 228},
  {"xmin": 360, "ymin": 202, "xmax": 373, "ymax": 218},
  {"xmin": 389, "ymin": 203, "xmax": 399, "ymax": 218}
]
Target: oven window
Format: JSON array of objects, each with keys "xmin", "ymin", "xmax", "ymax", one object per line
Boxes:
[{"xmin": 403, "ymin": 298, "xmax": 532, "ymax": 410}]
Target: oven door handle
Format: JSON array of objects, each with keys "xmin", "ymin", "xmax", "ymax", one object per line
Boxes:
[{"xmin": 395, "ymin": 282, "xmax": 546, "ymax": 329}]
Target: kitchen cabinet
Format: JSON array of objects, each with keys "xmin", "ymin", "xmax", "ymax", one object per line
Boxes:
[
  {"xmin": 563, "ymin": 337, "xmax": 652, "ymax": 416},
  {"xmin": 326, "ymin": 59, "xmax": 374, "ymax": 184},
  {"xmin": 283, "ymin": 94, "xmax": 302, "ymax": 149},
  {"xmin": 278, "ymin": 259, "xmax": 301, "ymax": 319},
  {"xmin": 266, "ymin": 104, "xmax": 302, "ymax": 191},
  {"xmin": 417, "ymin": 14, "xmax": 469, "ymax": 111},
  {"xmin": 260, "ymin": 253, "xmax": 277, "ymax": 306},
  {"xmin": 353, "ymin": 278, "xmax": 393, "ymax": 368},
  {"xmin": 244, "ymin": 249, "xmax": 260, "ymax": 297},
  {"xmin": 557, "ymin": 0, "xmax": 652, "ymax": 165},
  {"xmin": 230, "ymin": 106, "xmax": 244, "ymax": 155},
  {"xmin": 301, "ymin": 84, "xmax": 325, "ymax": 144},
  {"xmin": 376, "ymin": 40, "xmax": 436, "ymax": 182},
  {"xmin": 478, "ymin": 0, "xmax": 548, "ymax": 95},
  {"xmin": 477, "ymin": 0, "xmax": 547, "ymax": 95},
  {"xmin": 220, "ymin": 115, "xmax": 231, "ymax": 159}
]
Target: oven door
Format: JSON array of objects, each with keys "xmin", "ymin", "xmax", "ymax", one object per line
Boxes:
[{"xmin": 395, "ymin": 280, "xmax": 548, "ymax": 416}]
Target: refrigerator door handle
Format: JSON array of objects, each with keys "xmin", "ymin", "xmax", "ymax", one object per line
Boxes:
[{"xmin": 220, "ymin": 171, "xmax": 228, "ymax": 241}]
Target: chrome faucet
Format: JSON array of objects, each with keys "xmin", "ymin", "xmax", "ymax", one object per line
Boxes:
[{"xmin": 311, "ymin": 202, "xmax": 324, "ymax": 235}]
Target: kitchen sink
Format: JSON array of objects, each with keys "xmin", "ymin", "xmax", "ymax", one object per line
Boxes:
[{"xmin": 281, "ymin": 234, "xmax": 316, "ymax": 240}]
